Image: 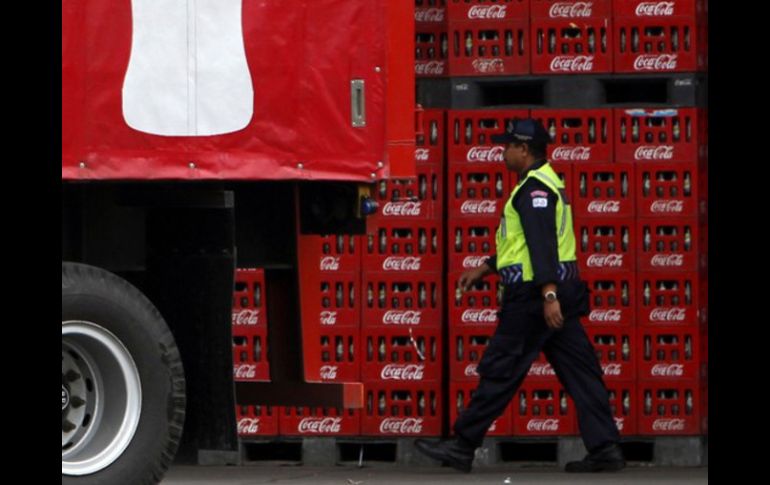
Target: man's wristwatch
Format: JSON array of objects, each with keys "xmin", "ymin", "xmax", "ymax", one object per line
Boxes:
[{"xmin": 544, "ymin": 290, "xmax": 558, "ymax": 303}]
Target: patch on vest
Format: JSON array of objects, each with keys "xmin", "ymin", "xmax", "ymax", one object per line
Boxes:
[
  {"xmin": 530, "ymin": 190, "xmax": 549, "ymax": 198},
  {"xmin": 532, "ymin": 197, "xmax": 548, "ymax": 208}
]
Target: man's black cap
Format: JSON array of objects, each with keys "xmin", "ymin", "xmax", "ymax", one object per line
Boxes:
[{"xmin": 490, "ymin": 118, "xmax": 551, "ymax": 145}]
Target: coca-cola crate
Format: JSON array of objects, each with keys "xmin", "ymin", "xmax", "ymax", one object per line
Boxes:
[
  {"xmin": 637, "ymin": 326, "xmax": 701, "ymax": 381},
  {"xmin": 613, "ymin": 16, "xmax": 707, "ymax": 73},
  {"xmin": 581, "ymin": 274, "xmax": 635, "ymax": 327},
  {"xmin": 510, "ymin": 160, "xmax": 574, "ymax": 206},
  {"xmin": 585, "ymin": 327, "xmax": 636, "ymax": 380},
  {"xmin": 450, "ymin": 381, "xmax": 514, "ymax": 436},
  {"xmin": 576, "ymin": 218, "xmax": 636, "ymax": 273},
  {"xmin": 362, "ymin": 383, "xmax": 442, "ymax": 436},
  {"xmin": 233, "ymin": 329, "xmax": 269, "ymax": 381},
  {"xmin": 449, "ymin": 164, "xmax": 509, "ymax": 218},
  {"xmin": 415, "ymin": 23, "xmax": 448, "ymax": 78},
  {"xmin": 363, "ymin": 219, "xmax": 443, "ymax": 273},
  {"xmin": 449, "ymin": 326, "xmax": 494, "ymax": 380},
  {"xmin": 445, "ymin": 20, "xmax": 531, "ymax": 76},
  {"xmin": 415, "ymin": 0, "xmax": 447, "ymax": 25},
  {"xmin": 371, "ymin": 167, "xmax": 442, "ymax": 222},
  {"xmin": 635, "ymin": 161, "xmax": 707, "ymax": 219},
  {"xmin": 312, "ymin": 329, "xmax": 360, "ymax": 383},
  {"xmin": 415, "ymin": 108, "xmax": 446, "ymax": 168},
  {"xmin": 531, "ymin": 0, "xmax": 612, "ymax": 18},
  {"xmin": 236, "ymin": 405, "xmax": 279, "ymax": 437},
  {"xmin": 447, "ymin": 0, "xmax": 529, "ymax": 22},
  {"xmin": 637, "ymin": 272, "xmax": 706, "ymax": 327},
  {"xmin": 448, "ymin": 217, "xmax": 498, "ymax": 272},
  {"xmin": 527, "ymin": 353, "xmax": 559, "ymax": 381},
  {"xmin": 604, "ymin": 382, "xmax": 637, "ymax": 436},
  {"xmin": 531, "ymin": 17, "xmax": 613, "ymax": 74},
  {"xmin": 233, "ymin": 268, "xmax": 267, "ymax": 328},
  {"xmin": 448, "ymin": 109, "xmax": 530, "ymax": 163},
  {"xmin": 362, "ymin": 327, "xmax": 442, "ymax": 382},
  {"xmin": 531, "ymin": 109, "xmax": 614, "ymax": 163},
  {"xmin": 312, "ymin": 235, "xmax": 361, "ymax": 273},
  {"xmin": 637, "ymin": 218, "xmax": 707, "ymax": 272},
  {"xmin": 449, "ymin": 271, "xmax": 502, "ymax": 328},
  {"xmin": 615, "ymin": 108, "xmax": 706, "ymax": 162},
  {"xmin": 573, "ymin": 163, "xmax": 635, "ymax": 219},
  {"xmin": 638, "ymin": 380, "xmax": 703, "ymax": 435},
  {"xmin": 312, "ymin": 273, "xmax": 360, "ymax": 328},
  {"xmin": 362, "ymin": 273, "xmax": 442, "ymax": 328},
  {"xmin": 279, "ymin": 406, "xmax": 361, "ymax": 436},
  {"xmin": 612, "ymin": 0, "xmax": 706, "ymax": 19},
  {"xmin": 512, "ymin": 381, "xmax": 577, "ymax": 435}
]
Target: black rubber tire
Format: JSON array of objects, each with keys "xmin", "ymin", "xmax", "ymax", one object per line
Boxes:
[{"xmin": 62, "ymin": 262, "xmax": 186, "ymax": 485}]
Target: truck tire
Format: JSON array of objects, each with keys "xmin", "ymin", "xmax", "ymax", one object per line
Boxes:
[{"xmin": 62, "ymin": 262, "xmax": 185, "ymax": 485}]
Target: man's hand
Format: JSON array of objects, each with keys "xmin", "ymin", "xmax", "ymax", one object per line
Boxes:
[
  {"xmin": 544, "ymin": 300, "xmax": 564, "ymax": 329},
  {"xmin": 458, "ymin": 263, "xmax": 494, "ymax": 291}
]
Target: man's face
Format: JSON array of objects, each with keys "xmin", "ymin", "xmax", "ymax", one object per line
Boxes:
[{"xmin": 503, "ymin": 142, "xmax": 527, "ymax": 172}]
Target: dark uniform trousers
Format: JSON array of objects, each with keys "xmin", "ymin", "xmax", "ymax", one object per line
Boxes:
[{"xmin": 453, "ymin": 280, "xmax": 620, "ymax": 452}]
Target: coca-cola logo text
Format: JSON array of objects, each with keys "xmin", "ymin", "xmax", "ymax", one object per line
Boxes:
[
  {"xmin": 553, "ymin": 146, "xmax": 592, "ymax": 161},
  {"xmin": 634, "ymin": 54, "xmax": 678, "ymax": 71},
  {"xmin": 649, "ymin": 307, "xmax": 687, "ymax": 322},
  {"xmin": 614, "ymin": 417, "xmax": 625, "ymax": 431},
  {"xmin": 651, "ymin": 254, "xmax": 684, "ymax": 267},
  {"xmin": 320, "ymin": 311, "xmax": 338, "ymax": 326},
  {"xmin": 650, "ymin": 200, "xmax": 684, "ymax": 213},
  {"xmin": 383, "ymin": 257, "xmax": 422, "ymax": 271},
  {"xmin": 461, "ymin": 200, "xmax": 498, "ymax": 215},
  {"xmin": 468, "ymin": 5, "xmax": 507, "ymax": 19},
  {"xmin": 415, "ymin": 61, "xmax": 445, "ymax": 76},
  {"xmin": 551, "ymin": 56, "xmax": 595, "ymax": 72},
  {"xmin": 467, "ymin": 146, "xmax": 505, "ymax": 162},
  {"xmin": 298, "ymin": 417, "xmax": 343, "ymax": 434},
  {"xmin": 472, "ymin": 58, "xmax": 505, "ymax": 74},
  {"xmin": 414, "ymin": 148, "xmax": 430, "ymax": 161},
  {"xmin": 320, "ymin": 256, "xmax": 340, "ymax": 271},
  {"xmin": 589, "ymin": 309, "xmax": 622, "ymax": 322},
  {"xmin": 383, "ymin": 311, "xmax": 422, "ymax": 325},
  {"xmin": 320, "ymin": 365, "xmax": 338, "ymax": 380},
  {"xmin": 382, "ymin": 201, "xmax": 424, "ymax": 217},
  {"xmin": 527, "ymin": 419, "xmax": 560, "ymax": 432},
  {"xmin": 379, "ymin": 418, "xmax": 424, "ymax": 434},
  {"xmin": 635, "ymin": 2, "xmax": 675, "ymax": 17},
  {"xmin": 233, "ymin": 309, "xmax": 260, "ymax": 326},
  {"xmin": 528, "ymin": 362, "xmax": 556, "ymax": 377},
  {"xmin": 635, "ymin": 145, "xmax": 674, "ymax": 160},
  {"xmin": 651, "ymin": 364, "xmax": 685, "ymax": 377},
  {"xmin": 238, "ymin": 418, "xmax": 260, "ymax": 434},
  {"xmin": 464, "ymin": 364, "xmax": 479, "ymax": 377},
  {"xmin": 586, "ymin": 254, "xmax": 624, "ymax": 268},
  {"xmin": 462, "ymin": 309, "xmax": 498, "ymax": 323},
  {"xmin": 234, "ymin": 364, "xmax": 257, "ymax": 380},
  {"xmin": 381, "ymin": 364, "xmax": 425, "ymax": 381},
  {"xmin": 549, "ymin": 2, "xmax": 594, "ymax": 18},
  {"xmin": 414, "ymin": 8, "xmax": 445, "ymax": 22},
  {"xmin": 588, "ymin": 200, "xmax": 621, "ymax": 213},
  {"xmin": 603, "ymin": 363, "xmax": 623, "ymax": 376},
  {"xmin": 653, "ymin": 418, "xmax": 686, "ymax": 431},
  {"xmin": 462, "ymin": 256, "xmax": 488, "ymax": 268}
]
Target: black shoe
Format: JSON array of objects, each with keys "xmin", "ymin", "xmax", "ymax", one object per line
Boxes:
[
  {"xmin": 565, "ymin": 442, "xmax": 626, "ymax": 473},
  {"xmin": 414, "ymin": 438, "xmax": 474, "ymax": 473}
]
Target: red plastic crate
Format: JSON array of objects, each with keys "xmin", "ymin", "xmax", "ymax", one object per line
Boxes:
[
  {"xmin": 448, "ymin": 217, "xmax": 498, "ymax": 272},
  {"xmin": 532, "ymin": 0, "xmax": 612, "ymax": 18},
  {"xmin": 585, "ymin": 327, "xmax": 636, "ymax": 380},
  {"xmin": 362, "ymin": 327, "xmax": 442, "ymax": 382},
  {"xmin": 310, "ymin": 235, "xmax": 361, "ymax": 273},
  {"xmin": 236, "ymin": 405, "xmax": 279, "ymax": 437},
  {"xmin": 371, "ymin": 170, "xmax": 442, "ymax": 221},
  {"xmin": 637, "ymin": 326, "xmax": 701, "ymax": 381},
  {"xmin": 449, "ymin": 164, "xmax": 510, "ymax": 218},
  {"xmin": 531, "ymin": 109, "xmax": 614, "ymax": 162},
  {"xmin": 449, "ymin": 326, "xmax": 494, "ymax": 380},
  {"xmin": 363, "ymin": 273, "xmax": 442, "ymax": 328},
  {"xmin": 445, "ymin": 20, "xmax": 531, "ymax": 76},
  {"xmin": 512, "ymin": 381, "xmax": 577, "ymax": 435},
  {"xmin": 312, "ymin": 273, "xmax": 361, "ymax": 328},
  {"xmin": 581, "ymin": 274, "xmax": 635, "ymax": 327},
  {"xmin": 576, "ymin": 218, "xmax": 636, "ymax": 273},
  {"xmin": 637, "ymin": 218, "xmax": 707, "ymax": 272},
  {"xmin": 363, "ymin": 219, "xmax": 443, "ymax": 272},
  {"xmin": 450, "ymin": 381, "xmax": 514, "ymax": 436},
  {"xmin": 615, "ymin": 108, "xmax": 706, "ymax": 162},
  {"xmin": 279, "ymin": 406, "xmax": 361, "ymax": 436},
  {"xmin": 638, "ymin": 272, "xmax": 706, "ymax": 327},
  {"xmin": 311, "ymin": 329, "xmax": 360, "ymax": 383},
  {"xmin": 605, "ymin": 382, "xmax": 637, "ymax": 436},
  {"xmin": 636, "ymin": 161, "xmax": 707, "ymax": 219},
  {"xmin": 449, "ymin": 271, "xmax": 502, "ymax": 327},
  {"xmin": 415, "ymin": 0, "xmax": 447, "ymax": 24},
  {"xmin": 510, "ymin": 161, "xmax": 574, "ymax": 206},
  {"xmin": 233, "ymin": 268, "xmax": 267, "ymax": 328},
  {"xmin": 447, "ymin": 0, "xmax": 530, "ymax": 21},
  {"xmin": 415, "ymin": 23, "xmax": 448, "ymax": 78},
  {"xmin": 613, "ymin": 16, "xmax": 707, "ymax": 73},
  {"xmin": 362, "ymin": 383, "xmax": 442, "ymax": 436},
  {"xmin": 415, "ymin": 108, "xmax": 446, "ymax": 168},
  {"xmin": 447, "ymin": 109, "xmax": 530, "ymax": 163},
  {"xmin": 531, "ymin": 17, "xmax": 612, "ymax": 74},
  {"xmin": 232, "ymin": 330, "xmax": 269, "ymax": 381},
  {"xmin": 573, "ymin": 163, "xmax": 635, "ymax": 218},
  {"xmin": 612, "ymin": 0, "xmax": 706, "ymax": 18},
  {"xmin": 638, "ymin": 380, "xmax": 704, "ymax": 435}
]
